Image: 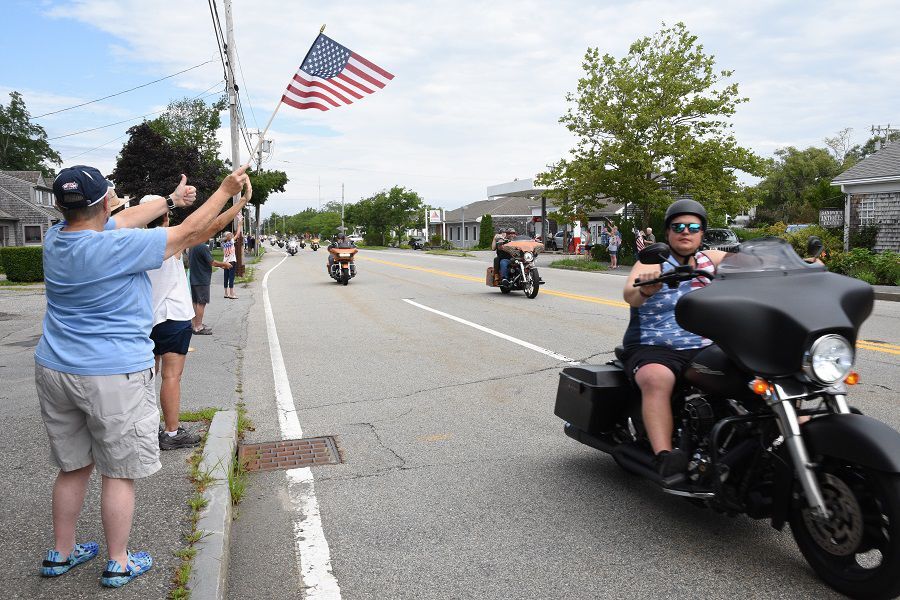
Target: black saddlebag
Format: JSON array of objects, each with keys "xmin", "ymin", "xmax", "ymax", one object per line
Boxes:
[{"xmin": 554, "ymin": 365, "xmax": 631, "ymax": 434}]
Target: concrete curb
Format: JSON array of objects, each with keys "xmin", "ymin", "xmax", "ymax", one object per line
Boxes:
[{"xmin": 188, "ymin": 410, "xmax": 238, "ymax": 600}]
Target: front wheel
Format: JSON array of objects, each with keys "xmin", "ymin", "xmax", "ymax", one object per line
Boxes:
[
  {"xmin": 790, "ymin": 463, "xmax": 900, "ymax": 599},
  {"xmin": 341, "ymin": 270, "xmax": 349, "ymax": 285},
  {"xmin": 524, "ymin": 270, "xmax": 540, "ymax": 298}
]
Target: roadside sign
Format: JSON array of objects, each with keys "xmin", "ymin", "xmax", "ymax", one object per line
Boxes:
[
  {"xmin": 429, "ymin": 209, "xmax": 442, "ymax": 223},
  {"xmin": 819, "ymin": 209, "xmax": 844, "ymax": 228}
]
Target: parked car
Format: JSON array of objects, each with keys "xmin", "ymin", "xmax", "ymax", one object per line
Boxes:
[
  {"xmin": 785, "ymin": 223, "xmax": 814, "ymax": 234},
  {"xmin": 408, "ymin": 237, "xmax": 426, "ymax": 250},
  {"xmin": 702, "ymin": 228, "xmax": 740, "ymax": 251},
  {"xmin": 348, "ymin": 234, "xmax": 364, "ymax": 245},
  {"xmin": 545, "ymin": 231, "xmax": 567, "ymax": 251}
]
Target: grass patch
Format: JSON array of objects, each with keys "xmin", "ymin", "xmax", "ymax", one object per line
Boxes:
[
  {"xmin": 236, "ymin": 266, "xmax": 255, "ymax": 285},
  {"xmin": 0, "ymin": 278, "xmax": 43, "ymax": 287},
  {"xmin": 548, "ymin": 258, "xmax": 608, "ymax": 272},
  {"xmin": 426, "ymin": 249, "xmax": 474, "ymax": 257},
  {"xmin": 236, "ymin": 402, "xmax": 254, "ymax": 440},
  {"xmin": 179, "ymin": 407, "xmax": 219, "ymax": 422},
  {"xmin": 357, "ymin": 245, "xmax": 388, "ymax": 250},
  {"xmin": 228, "ymin": 453, "xmax": 250, "ymax": 506}
]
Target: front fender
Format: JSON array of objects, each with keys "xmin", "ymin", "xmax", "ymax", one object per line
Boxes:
[{"xmin": 803, "ymin": 413, "xmax": 900, "ymax": 473}]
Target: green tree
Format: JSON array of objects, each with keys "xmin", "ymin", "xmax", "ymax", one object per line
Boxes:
[
  {"xmin": 478, "ymin": 214, "xmax": 493, "ymax": 248},
  {"xmin": 538, "ymin": 22, "xmax": 765, "ymax": 227},
  {"xmin": 751, "ymin": 146, "xmax": 843, "ymax": 224},
  {"xmin": 847, "ymin": 130, "xmax": 900, "ymax": 162},
  {"xmin": 347, "ymin": 185, "xmax": 424, "ymax": 243},
  {"xmin": 0, "ymin": 91, "xmax": 62, "ymax": 177},
  {"xmin": 149, "ymin": 96, "xmax": 227, "ymax": 165}
]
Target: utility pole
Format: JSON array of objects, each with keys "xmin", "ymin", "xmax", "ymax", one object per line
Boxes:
[
  {"xmin": 341, "ymin": 183, "xmax": 345, "ymax": 232},
  {"xmin": 224, "ymin": 0, "xmax": 244, "ymax": 275}
]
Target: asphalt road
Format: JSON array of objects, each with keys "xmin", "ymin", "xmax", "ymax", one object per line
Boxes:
[{"xmin": 228, "ymin": 246, "xmax": 900, "ymax": 600}]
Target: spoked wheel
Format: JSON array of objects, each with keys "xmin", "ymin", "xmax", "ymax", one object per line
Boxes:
[
  {"xmin": 790, "ymin": 463, "xmax": 900, "ymax": 599},
  {"xmin": 524, "ymin": 270, "xmax": 540, "ymax": 299}
]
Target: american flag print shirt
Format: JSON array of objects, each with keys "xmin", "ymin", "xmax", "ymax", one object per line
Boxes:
[{"xmin": 623, "ymin": 251, "xmax": 716, "ymax": 350}]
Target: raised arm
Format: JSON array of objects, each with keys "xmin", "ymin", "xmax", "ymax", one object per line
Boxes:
[
  {"xmin": 164, "ymin": 166, "xmax": 249, "ymax": 260},
  {"xmin": 113, "ymin": 174, "xmax": 196, "ymax": 229}
]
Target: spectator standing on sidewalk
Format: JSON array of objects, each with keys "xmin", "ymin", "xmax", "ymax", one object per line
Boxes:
[
  {"xmin": 608, "ymin": 225, "xmax": 622, "ymax": 269},
  {"xmin": 189, "ymin": 238, "xmax": 232, "ymax": 334},
  {"xmin": 35, "ymin": 164, "xmax": 250, "ymax": 587},
  {"xmin": 645, "ymin": 227, "xmax": 655, "ymax": 243},
  {"xmin": 222, "ymin": 215, "xmax": 242, "ymax": 299}
]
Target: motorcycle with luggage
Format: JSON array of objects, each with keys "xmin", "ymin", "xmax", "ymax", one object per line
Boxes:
[
  {"xmin": 286, "ymin": 240, "xmax": 298, "ymax": 256},
  {"xmin": 328, "ymin": 246, "xmax": 358, "ymax": 285},
  {"xmin": 485, "ymin": 236, "xmax": 545, "ymax": 298},
  {"xmin": 553, "ymin": 238, "xmax": 900, "ymax": 599},
  {"xmin": 311, "ymin": 238, "xmax": 320, "ymax": 251}
]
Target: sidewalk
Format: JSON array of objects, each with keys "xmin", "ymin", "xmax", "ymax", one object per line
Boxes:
[{"xmin": 0, "ymin": 273, "xmax": 250, "ymax": 598}]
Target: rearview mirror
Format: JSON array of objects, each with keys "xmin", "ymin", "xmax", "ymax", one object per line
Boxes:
[{"xmin": 639, "ymin": 242, "xmax": 670, "ymax": 264}]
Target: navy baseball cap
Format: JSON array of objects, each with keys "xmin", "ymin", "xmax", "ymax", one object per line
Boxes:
[{"xmin": 52, "ymin": 165, "xmax": 112, "ymax": 208}]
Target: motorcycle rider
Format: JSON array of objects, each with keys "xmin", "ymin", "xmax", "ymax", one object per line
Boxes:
[
  {"xmin": 327, "ymin": 232, "xmax": 357, "ymax": 274},
  {"xmin": 621, "ymin": 199, "xmax": 730, "ymax": 478},
  {"xmin": 492, "ymin": 227, "xmax": 516, "ymax": 286}
]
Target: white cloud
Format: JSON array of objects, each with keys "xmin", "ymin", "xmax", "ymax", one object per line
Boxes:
[{"xmin": 18, "ymin": 0, "xmax": 900, "ymax": 217}]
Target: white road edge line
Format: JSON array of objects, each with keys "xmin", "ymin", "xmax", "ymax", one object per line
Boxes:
[
  {"xmin": 402, "ymin": 299, "xmax": 581, "ymax": 365},
  {"xmin": 263, "ymin": 255, "xmax": 342, "ymax": 599}
]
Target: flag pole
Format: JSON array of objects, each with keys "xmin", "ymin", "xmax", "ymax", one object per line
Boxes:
[{"xmin": 246, "ymin": 24, "xmax": 327, "ymax": 166}]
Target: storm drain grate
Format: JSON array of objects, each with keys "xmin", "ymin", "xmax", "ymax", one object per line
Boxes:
[{"xmin": 239, "ymin": 436, "xmax": 341, "ymax": 472}]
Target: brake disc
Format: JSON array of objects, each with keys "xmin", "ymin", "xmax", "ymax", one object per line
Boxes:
[{"xmin": 801, "ymin": 473, "xmax": 864, "ymax": 556}]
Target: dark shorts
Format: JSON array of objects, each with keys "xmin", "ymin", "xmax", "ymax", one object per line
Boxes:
[
  {"xmin": 621, "ymin": 345, "xmax": 702, "ymax": 382},
  {"xmin": 150, "ymin": 319, "xmax": 193, "ymax": 355},
  {"xmin": 609, "ymin": 249, "xmax": 618, "ymax": 257},
  {"xmin": 191, "ymin": 284, "xmax": 211, "ymax": 305}
]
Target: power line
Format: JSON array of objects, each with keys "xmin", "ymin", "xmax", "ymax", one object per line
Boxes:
[
  {"xmin": 233, "ymin": 36, "xmax": 259, "ymax": 130},
  {"xmin": 207, "ymin": 0, "xmax": 228, "ymax": 81},
  {"xmin": 63, "ymin": 85, "xmax": 225, "ymax": 160},
  {"xmin": 47, "ymin": 82, "xmax": 225, "ymax": 140},
  {"xmin": 31, "ymin": 59, "xmax": 216, "ymax": 119}
]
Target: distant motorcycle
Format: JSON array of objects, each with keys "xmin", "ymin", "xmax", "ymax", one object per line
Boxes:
[
  {"xmin": 298, "ymin": 240, "xmax": 306, "ymax": 250},
  {"xmin": 485, "ymin": 236, "xmax": 544, "ymax": 298},
  {"xmin": 328, "ymin": 246, "xmax": 358, "ymax": 285},
  {"xmin": 286, "ymin": 240, "xmax": 298, "ymax": 256},
  {"xmin": 311, "ymin": 238, "xmax": 320, "ymax": 251}
]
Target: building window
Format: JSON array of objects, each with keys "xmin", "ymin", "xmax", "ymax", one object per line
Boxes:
[
  {"xmin": 858, "ymin": 197, "xmax": 877, "ymax": 226},
  {"xmin": 457, "ymin": 227, "xmax": 461, "ymax": 240},
  {"xmin": 0, "ymin": 226, "xmax": 9, "ymax": 246},
  {"xmin": 24, "ymin": 225, "xmax": 42, "ymax": 244},
  {"xmin": 464, "ymin": 226, "xmax": 468, "ymax": 241}
]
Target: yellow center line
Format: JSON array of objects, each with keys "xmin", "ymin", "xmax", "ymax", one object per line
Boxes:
[
  {"xmin": 363, "ymin": 256, "xmax": 635, "ymax": 308},
  {"xmin": 360, "ymin": 255, "xmax": 898, "ymax": 356}
]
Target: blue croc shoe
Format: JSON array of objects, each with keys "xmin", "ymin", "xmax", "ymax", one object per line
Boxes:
[
  {"xmin": 100, "ymin": 551, "xmax": 153, "ymax": 588},
  {"xmin": 40, "ymin": 541, "xmax": 100, "ymax": 577}
]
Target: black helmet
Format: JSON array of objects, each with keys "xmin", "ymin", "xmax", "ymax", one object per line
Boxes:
[{"xmin": 664, "ymin": 198, "xmax": 707, "ymax": 231}]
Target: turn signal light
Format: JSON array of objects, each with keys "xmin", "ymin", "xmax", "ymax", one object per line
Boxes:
[
  {"xmin": 751, "ymin": 378, "xmax": 770, "ymax": 395},
  {"xmin": 844, "ymin": 372, "xmax": 860, "ymax": 385}
]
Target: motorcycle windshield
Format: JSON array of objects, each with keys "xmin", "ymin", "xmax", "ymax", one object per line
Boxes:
[{"xmin": 677, "ymin": 239, "xmax": 874, "ymax": 376}]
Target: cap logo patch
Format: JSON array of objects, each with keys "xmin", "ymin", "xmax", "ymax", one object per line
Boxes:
[{"xmin": 62, "ymin": 182, "xmax": 79, "ymax": 191}]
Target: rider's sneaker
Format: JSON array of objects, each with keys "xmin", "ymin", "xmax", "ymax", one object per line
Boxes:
[
  {"xmin": 655, "ymin": 448, "xmax": 689, "ymax": 478},
  {"xmin": 100, "ymin": 551, "xmax": 153, "ymax": 588},
  {"xmin": 159, "ymin": 427, "xmax": 202, "ymax": 450},
  {"xmin": 40, "ymin": 542, "xmax": 99, "ymax": 577}
]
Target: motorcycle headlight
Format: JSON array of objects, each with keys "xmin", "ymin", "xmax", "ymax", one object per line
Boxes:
[
  {"xmin": 523, "ymin": 251, "xmax": 534, "ymax": 262},
  {"xmin": 803, "ymin": 334, "xmax": 854, "ymax": 384}
]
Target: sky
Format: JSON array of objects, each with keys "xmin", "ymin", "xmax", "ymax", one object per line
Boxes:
[{"xmin": 2, "ymin": 0, "xmax": 899, "ymax": 220}]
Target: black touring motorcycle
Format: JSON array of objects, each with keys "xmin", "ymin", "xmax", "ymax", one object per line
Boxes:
[{"xmin": 555, "ymin": 238, "xmax": 900, "ymax": 599}]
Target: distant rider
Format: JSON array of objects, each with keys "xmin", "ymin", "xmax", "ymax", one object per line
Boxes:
[
  {"xmin": 621, "ymin": 199, "xmax": 730, "ymax": 478},
  {"xmin": 492, "ymin": 227, "xmax": 516, "ymax": 286},
  {"xmin": 327, "ymin": 232, "xmax": 357, "ymax": 273}
]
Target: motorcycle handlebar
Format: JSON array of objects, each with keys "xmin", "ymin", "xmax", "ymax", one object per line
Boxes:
[{"xmin": 632, "ymin": 267, "xmax": 714, "ymax": 288}]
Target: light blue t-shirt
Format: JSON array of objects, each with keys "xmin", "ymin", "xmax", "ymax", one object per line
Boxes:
[{"xmin": 35, "ymin": 218, "xmax": 168, "ymax": 375}]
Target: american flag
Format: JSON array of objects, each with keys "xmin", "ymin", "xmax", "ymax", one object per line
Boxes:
[{"xmin": 282, "ymin": 34, "xmax": 394, "ymax": 111}]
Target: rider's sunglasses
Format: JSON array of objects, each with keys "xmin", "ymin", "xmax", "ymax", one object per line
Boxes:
[{"xmin": 669, "ymin": 222, "xmax": 702, "ymax": 234}]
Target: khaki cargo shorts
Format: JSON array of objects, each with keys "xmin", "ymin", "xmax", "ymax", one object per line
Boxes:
[{"xmin": 35, "ymin": 363, "xmax": 161, "ymax": 479}]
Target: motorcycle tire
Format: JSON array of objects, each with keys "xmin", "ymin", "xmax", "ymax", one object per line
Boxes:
[
  {"xmin": 341, "ymin": 271, "xmax": 349, "ymax": 286},
  {"xmin": 525, "ymin": 270, "xmax": 540, "ymax": 299},
  {"xmin": 789, "ymin": 462, "xmax": 900, "ymax": 600},
  {"xmin": 499, "ymin": 285, "xmax": 511, "ymax": 294}
]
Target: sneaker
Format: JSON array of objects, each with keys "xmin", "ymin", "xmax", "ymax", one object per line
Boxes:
[
  {"xmin": 159, "ymin": 427, "xmax": 202, "ymax": 450},
  {"xmin": 100, "ymin": 551, "xmax": 153, "ymax": 588},
  {"xmin": 192, "ymin": 327, "xmax": 213, "ymax": 335},
  {"xmin": 655, "ymin": 448, "xmax": 689, "ymax": 478},
  {"xmin": 40, "ymin": 542, "xmax": 99, "ymax": 577}
]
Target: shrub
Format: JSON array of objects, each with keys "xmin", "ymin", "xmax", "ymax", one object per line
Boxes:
[
  {"xmin": 827, "ymin": 248, "xmax": 900, "ymax": 286},
  {"xmin": 850, "ymin": 225, "xmax": 879, "ymax": 250},
  {"xmin": 0, "ymin": 246, "xmax": 44, "ymax": 282},
  {"xmin": 477, "ymin": 214, "xmax": 493, "ymax": 249},
  {"xmin": 873, "ymin": 250, "xmax": 900, "ymax": 286},
  {"xmin": 591, "ymin": 244, "xmax": 610, "ymax": 262},
  {"xmin": 782, "ymin": 224, "xmax": 842, "ymax": 258}
]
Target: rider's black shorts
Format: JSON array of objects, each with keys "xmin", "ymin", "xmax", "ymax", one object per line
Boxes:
[{"xmin": 621, "ymin": 345, "xmax": 703, "ymax": 382}]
